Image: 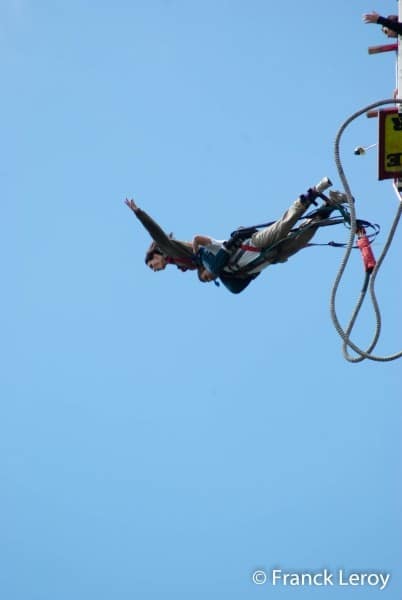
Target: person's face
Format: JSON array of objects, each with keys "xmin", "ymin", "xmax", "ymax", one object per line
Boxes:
[
  {"xmin": 199, "ymin": 268, "xmax": 217, "ymax": 282},
  {"xmin": 147, "ymin": 254, "xmax": 167, "ymax": 272}
]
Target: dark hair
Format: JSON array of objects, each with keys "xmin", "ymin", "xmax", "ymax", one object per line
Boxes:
[
  {"xmin": 144, "ymin": 233, "xmax": 174, "ymax": 264},
  {"xmin": 145, "ymin": 241, "xmax": 163, "ymax": 264}
]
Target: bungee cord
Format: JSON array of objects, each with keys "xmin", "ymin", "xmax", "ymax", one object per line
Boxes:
[{"xmin": 332, "ymin": 98, "xmax": 402, "ymax": 362}]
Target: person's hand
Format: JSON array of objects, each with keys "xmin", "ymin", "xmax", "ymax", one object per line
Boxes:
[
  {"xmin": 125, "ymin": 198, "xmax": 139, "ymax": 214},
  {"xmin": 363, "ymin": 11, "xmax": 380, "ymax": 24},
  {"xmin": 192, "ymin": 234, "xmax": 211, "ymax": 254}
]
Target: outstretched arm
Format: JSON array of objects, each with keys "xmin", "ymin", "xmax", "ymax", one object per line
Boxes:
[
  {"xmin": 124, "ymin": 197, "xmax": 174, "ymax": 246},
  {"xmin": 124, "ymin": 197, "xmax": 195, "ymax": 261},
  {"xmin": 363, "ymin": 12, "xmax": 402, "ymax": 35},
  {"xmin": 363, "ymin": 11, "xmax": 380, "ymax": 24}
]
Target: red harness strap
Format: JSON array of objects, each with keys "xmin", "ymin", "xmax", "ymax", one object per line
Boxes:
[
  {"xmin": 165, "ymin": 256, "xmax": 197, "ymax": 271},
  {"xmin": 240, "ymin": 244, "xmax": 260, "ymax": 252}
]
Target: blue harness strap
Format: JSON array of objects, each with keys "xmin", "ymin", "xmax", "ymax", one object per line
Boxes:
[{"xmin": 198, "ymin": 247, "xmax": 231, "ymax": 276}]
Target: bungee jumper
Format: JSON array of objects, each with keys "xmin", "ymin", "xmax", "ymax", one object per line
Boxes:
[{"xmin": 125, "ymin": 177, "xmax": 377, "ymax": 294}]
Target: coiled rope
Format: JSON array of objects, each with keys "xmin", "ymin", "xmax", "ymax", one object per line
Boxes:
[{"xmin": 332, "ymin": 98, "xmax": 402, "ymax": 362}]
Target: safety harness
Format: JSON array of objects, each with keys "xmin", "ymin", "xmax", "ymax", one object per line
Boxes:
[{"xmin": 197, "ymin": 204, "xmax": 380, "ymax": 280}]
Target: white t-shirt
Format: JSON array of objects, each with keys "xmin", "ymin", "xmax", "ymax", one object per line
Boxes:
[{"xmin": 206, "ymin": 238, "xmax": 272, "ymax": 275}]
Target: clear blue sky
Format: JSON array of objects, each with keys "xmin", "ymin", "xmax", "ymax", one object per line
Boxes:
[{"xmin": 2, "ymin": 1, "xmax": 401, "ymax": 598}]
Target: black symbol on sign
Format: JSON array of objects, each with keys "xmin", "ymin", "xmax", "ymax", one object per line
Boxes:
[
  {"xmin": 391, "ymin": 116, "xmax": 402, "ymax": 131},
  {"xmin": 386, "ymin": 152, "xmax": 402, "ymax": 167}
]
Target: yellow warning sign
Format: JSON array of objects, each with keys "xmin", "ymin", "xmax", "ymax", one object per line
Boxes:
[{"xmin": 378, "ymin": 108, "xmax": 402, "ymax": 179}]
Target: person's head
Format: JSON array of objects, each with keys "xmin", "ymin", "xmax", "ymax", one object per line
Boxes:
[
  {"xmin": 382, "ymin": 15, "xmax": 398, "ymax": 37},
  {"xmin": 147, "ymin": 253, "xmax": 167, "ymax": 271},
  {"xmin": 197, "ymin": 266, "xmax": 218, "ymax": 283},
  {"xmin": 145, "ymin": 242, "xmax": 167, "ymax": 272}
]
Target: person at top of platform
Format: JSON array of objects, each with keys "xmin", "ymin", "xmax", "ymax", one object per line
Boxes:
[{"xmin": 363, "ymin": 12, "xmax": 402, "ymax": 37}]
